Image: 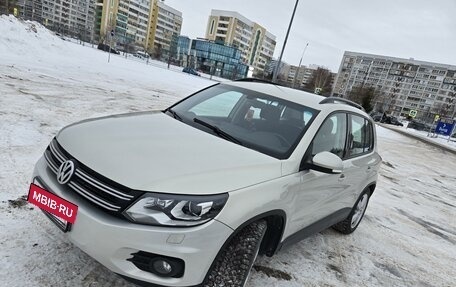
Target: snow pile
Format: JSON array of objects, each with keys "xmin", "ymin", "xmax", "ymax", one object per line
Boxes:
[
  {"xmin": 0, "ymin": 15, "xmax": 69, "ymax": 57},
  {"xmin": 0, "ymin": 14, "xmax": 213, "ymax": 104}
]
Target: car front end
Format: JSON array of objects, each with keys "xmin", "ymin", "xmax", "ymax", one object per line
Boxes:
[
  {"xmin": 30, "ymin": 106, "xmax": 284, "ymax": 286},
  {"xmin": 32, "ymin": 141, "xmax": 234, "ymax": 286}
]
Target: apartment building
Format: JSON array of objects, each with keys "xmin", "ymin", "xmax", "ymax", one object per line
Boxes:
[
  {"xmin": 268, "ymin": 60, "xmax": 335, "ymax": 91},
  {"xmin": 205, "ymin": 9, "xmax": 276, "ymax": 76},
  {"xmin": 118, "ymin": 0, "xmax": 149, "ymax": 44},
  {"xmin": 296, "ymin": 65, "xmax": 316, "ymax": 87},
  {"xmin": 17, "ymin": 0, "xmax": 43, "ymax": 23},
  {"xmin": 15, "ymin": 0, "xmax": 94, "ymax": 39},
  {"xmin": 295, "ymin": 64, "xmax": 336, "ymax": 89},
  {"xmin": 147, "ymin": 0, "xmax": 182, "ymax": 54},
  {"xmin": 39, "ymin": 0, "xmax": 95, "ymax": 39},
  {"xmin": 95, "ymin": 0, "xmax": 181, "ymax": 54},
  {"xmin": 94, "ymin": 0, "xmax": 115, "ymax": 43},
  {"xmin": 334, "ymin": 51, "xmax": 456, "ymax": 120},
  {"xmin": 265, "ymin": 59, "xmax": 289, "ymax": 79}
]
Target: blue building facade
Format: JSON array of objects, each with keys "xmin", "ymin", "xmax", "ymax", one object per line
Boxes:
[{"xmin": 177, "ymin": 36, "xmax": 248, "ymax": 80}]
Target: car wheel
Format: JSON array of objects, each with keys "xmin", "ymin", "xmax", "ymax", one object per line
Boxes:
[
  {"xmin": 202, "ymin": 220, "xmax": 267, "ymax": 287},
  {"xmin": 333, "ymin": 190, "xmax": 370, "ymax": 234}
]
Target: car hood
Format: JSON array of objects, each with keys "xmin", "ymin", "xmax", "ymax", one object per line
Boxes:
[{"xmin": 56, "ymin": 112, "xmax": 282, "ymax": 195}]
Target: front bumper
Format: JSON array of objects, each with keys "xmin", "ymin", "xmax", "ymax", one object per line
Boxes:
[{"xmin": 32, "ymin": 156, "xmax": 233, "ymax": 286}]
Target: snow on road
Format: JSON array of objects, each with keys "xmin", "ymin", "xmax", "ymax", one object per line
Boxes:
[{"xmin": 1, "ymin": 16, "xmax": 455, "ymax": 287}]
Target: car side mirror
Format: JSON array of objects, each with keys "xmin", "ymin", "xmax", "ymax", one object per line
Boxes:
[{"xmin": 311, "ymin": 151, "xmax": 343, "ymax": 174}]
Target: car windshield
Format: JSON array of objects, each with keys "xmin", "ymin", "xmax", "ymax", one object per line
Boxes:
[{"xmin": 167, "ymin": 84, "xmax": 318, "ymax": 159}]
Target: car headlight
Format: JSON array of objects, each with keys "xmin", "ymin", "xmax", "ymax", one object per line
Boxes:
[{"xmin": 123, "ymin": 193, "xmax": 229, "ymax": 227}]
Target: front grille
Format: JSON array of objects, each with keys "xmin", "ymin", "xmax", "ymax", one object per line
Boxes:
[{"xmin": 44, "ymin": 138, "xmax": 143, "ymax": 214}]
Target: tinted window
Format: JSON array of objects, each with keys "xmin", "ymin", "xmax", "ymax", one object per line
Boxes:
[
  {"xmin": 169, "ymin": 84, "xmax": 319, "ymax": 159},
  {"xmin": 311, "ymin": 113, "xmax": 347, "ymax": 159},
  {"xmin": 349, "ymin": 115, "xmax": 373, "ymax": 156}
]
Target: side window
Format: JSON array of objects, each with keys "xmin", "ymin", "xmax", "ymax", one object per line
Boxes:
[
  {"xmin": 349, "ymin": 115, "xmax": 365, "ymax": 155},
  {"xmin": 311, "ymin": 113, "xmax": 347, "ymax": 159},
  {"xmin": 349, "ymin": 115, "xmax": 374, "ymax": 156},
  {"xmin": 365, "ymin": 120, "xmax": 374, "ymax": 153},
  {"xmin": 189, "ymin": 91, "xmax": 243, "ymax": 117}
]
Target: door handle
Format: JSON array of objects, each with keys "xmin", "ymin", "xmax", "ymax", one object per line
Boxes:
[{"xmin": 366, "ymin": 166, "xmax": 373, "ymax": 173}]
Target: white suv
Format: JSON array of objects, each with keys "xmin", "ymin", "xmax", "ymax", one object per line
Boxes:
[{"xmin": 31, "ymin": 79, "xmax": 381, "ymax": 287}]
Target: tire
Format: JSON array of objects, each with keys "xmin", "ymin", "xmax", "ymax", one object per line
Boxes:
[
  {"xmin": 202, "ymin": 220, "xmax": 267, "ymax": 287},
  {"xmin": 333, "ymin": 190, "xmax": 370, "ymax": 234}
]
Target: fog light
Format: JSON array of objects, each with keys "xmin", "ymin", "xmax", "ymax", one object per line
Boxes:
[
  {"xmin": 128, "ymin": 251, "xmax": 185, "ymax": 278},
  {"xmin": 153, "ymin": 260, "xmax": 172, "ymax": 275}
]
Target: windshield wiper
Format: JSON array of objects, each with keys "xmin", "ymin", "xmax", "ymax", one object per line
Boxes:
[
  {"xmin": 193, "ymin": 117, "xmax": 243, "ymax": 146},
  {"xmin": 166, "ymin": 108, "xmax": 182, "ymax": 121}
]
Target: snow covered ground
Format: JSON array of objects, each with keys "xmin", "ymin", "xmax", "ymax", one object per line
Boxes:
[
  {"xmin": 1, "ymin": 16, "xmax": 455, "ymax": 287},
  {"xmin": 381, "ymin": 122, "xmax": 456, "ymax": 153}
]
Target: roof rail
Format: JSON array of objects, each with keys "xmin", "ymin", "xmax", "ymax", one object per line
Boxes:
[{"xmin": 319, "ymin": 97, "xmax": 365, "ymax": 111}]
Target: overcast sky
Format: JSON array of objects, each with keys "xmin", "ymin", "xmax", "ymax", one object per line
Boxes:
[{"xmin": 164, "ymin": 0, "xmax": 456, "ymax": 72}]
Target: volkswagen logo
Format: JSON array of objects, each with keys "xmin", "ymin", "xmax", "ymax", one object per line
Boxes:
[{"xmin": 57, "ymin": 160, "xmax": 75, "ymax": 185}]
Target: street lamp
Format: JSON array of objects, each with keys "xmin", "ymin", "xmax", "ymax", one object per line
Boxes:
[
  {"xmin": 293, "ymin": 42, "xmax": 308, "ymax": 88},
  {"xmin": 272, "ymin": 0, "xmax": 300, "ymax": 83}
]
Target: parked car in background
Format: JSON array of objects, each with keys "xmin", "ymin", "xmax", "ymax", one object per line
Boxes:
[
  {"xmin": 407, "ymin": 120, "xmax": 428, "ymax": 131},
  {"xmin": 182, "ymin": 67, "xmax": 200, "ymax": 76},
  {"xmin": 381, "ymin": 115, "xmax": 403, "ymax": 126},
  {"xmin": 372, "ymin": 114, "xmax": 382, "ymax": 122},
  {"xmin": 97, "ymin": 43, "xmax": 120, "ymax": 55},
  {"xmin": 388, "ymin": 116, "xmax": 403, "ymax": 126},
  {"xmin": 134, "ymin": 51, "xmax": 149, "ymax": 59},
  {"xmin": 368, "ymin": 111, "xmax": 382, "ymax": 122}
]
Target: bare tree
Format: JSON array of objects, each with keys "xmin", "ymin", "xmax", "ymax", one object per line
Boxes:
[
  {"xmin": 0, "ymin": 0, "xmax": 18, "ymax": 15},
  {"xmin": 144, "ymin": 46, "xmax": 153, "ymax": 63},
  {"xmin": 0, "ymin": 1, "xmax": 6, "ymax": 14},
  {"xmin": 152, "ymin": 43, "xmax": 163, "ymax": 59},
  {"xmin": 347, "ymin": 86, "xmax": 379, "ymax": 112},
  {"xmin": 370, "ymin": 87, "xmax": 390, "ymax": 113},
  {"xmin": 304, "ymin": 68, "xmax": 333, "ymax": 96},
  {"xmin": 432, "ymin": 102, "xmax": 452, "ymax": 119},
  {"xmin": 99, "ymin": 31, "xmax": 107, "ymax": 45}
]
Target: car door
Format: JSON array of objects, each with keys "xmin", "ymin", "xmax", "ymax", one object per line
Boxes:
[
  {"xmin": 286, "ymin": 112, "xmax": 352, "ymax": 238},
  {"xmin": 341, "ymin": 114, "xmax": 380, "ymax": 206}
]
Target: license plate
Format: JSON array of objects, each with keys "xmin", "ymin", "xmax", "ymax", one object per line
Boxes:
[{"xmin": 28, "ymin": 179, "xmax": 78, "ymax": 232}]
